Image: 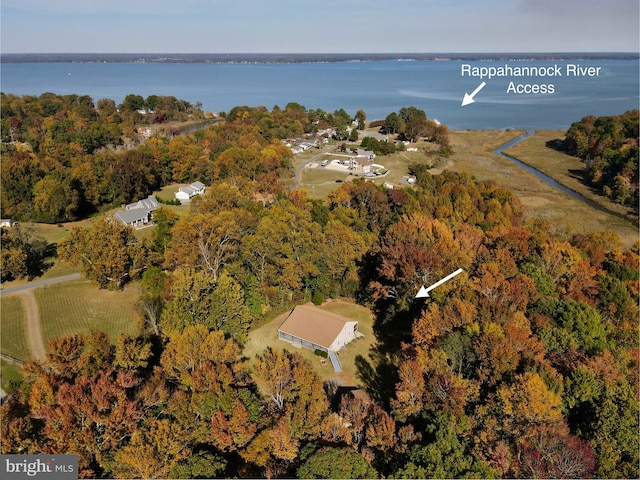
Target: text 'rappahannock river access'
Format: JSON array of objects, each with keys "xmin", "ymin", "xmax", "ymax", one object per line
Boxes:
[
  {"xmin": 460, "ymin": 63, "xmax": 603, "ymax": 100},
  {"xmin": 461, "ymin": 63, "xmax": 602, "ymax": 80}
]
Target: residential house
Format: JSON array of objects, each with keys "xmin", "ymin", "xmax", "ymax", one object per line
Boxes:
[
  {"xmin": 175, "ymin": 181, "xmax": 206, "ymax": 203},
  {"xmin": 114, "ymin": 194, "xmax": 160, "ymax": 228},
  {"xmin": 349, "ymin": 156, "xmax": 372, "ymax": 175},
  {"xmin": 0, "ymin": 219, "xmax": 14, "ymax": 228},
  {"xmin": 114, "ymin": 208, "xmax": 152, "ymax": 228},
  {"xmin": 278, "ymin": 305, "xmax": 360, "ymax": 372},
  {"xmin": 126, "ymin": 195, "xmax": 159, "ymax": 211}
]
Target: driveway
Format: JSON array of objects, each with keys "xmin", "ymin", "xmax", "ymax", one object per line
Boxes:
[{"xmin": 0, "ymin": 273, "xmax": 81, "ymax": 297}]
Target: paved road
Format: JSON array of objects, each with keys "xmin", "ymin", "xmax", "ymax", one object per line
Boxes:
[
  {"xmin": 294, "ymin": 145, "xmax": 336, "ymax": 186},
  {"xmin": 0, "ymin": 273, "xmax": 82, "ymax": 297}
]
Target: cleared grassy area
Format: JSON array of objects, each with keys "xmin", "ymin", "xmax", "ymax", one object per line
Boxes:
[
  {"xmin": 35, "ymin": 278, "xmax": 141, "ymax": 346},
  {"xmin": 0, "ymin": 295, "xmax": 31, "ymax": 361},
  {"xmin": 243, "ymin": 300, "xmax": 376, "ymax": 387},
  {"xmin": 1, "ymin": 362, "xmax": 23, "ymax": 394}
]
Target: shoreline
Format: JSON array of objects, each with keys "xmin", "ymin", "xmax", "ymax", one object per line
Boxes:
[{"xmin": 2, "ymin": 52, "xmax": 638, "ymax": 64}]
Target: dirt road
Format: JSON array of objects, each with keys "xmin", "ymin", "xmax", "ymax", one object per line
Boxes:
[{"xmin": 15, "ymin": 290, "xmax": 47, "ymax": 361}]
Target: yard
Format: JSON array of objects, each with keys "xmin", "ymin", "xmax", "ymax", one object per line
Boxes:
[{"xmin": 243, "ymin": 300, "xmax": 377, "ymax": 387}]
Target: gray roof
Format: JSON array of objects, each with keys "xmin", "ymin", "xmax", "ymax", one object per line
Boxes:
[
  {"xmin": 126, "ymin": 195, "xmax": 159, "ymax": 211},
  {"xmin": 191, "ymin": 181, "xmax": 205, "ymax": 190},
  {"xmin": 114, "ymin": 209, "xmax": 150, "ymax": 225}
]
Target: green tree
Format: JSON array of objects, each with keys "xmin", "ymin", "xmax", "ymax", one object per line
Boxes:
[
  {"xmin": 393, "ymin": 413, "xmax": 496, "ymax": 479},
  {"xmin": 383, "ymin": 112, "xmax": 405, "ymax": 135},
  {"xmin": 151, "ymin": 206, "xmax": 179, "ymax": 253},
  {"xmin": 209, "ymin": 271, "xmax": 253, "ymax": 344},
  {"xmin": 32, "ymin": 174, "xmax": 79, "ymax": 222},
  {"xmin": 298, "ymin": 446, "xmax": 377, "ymax": 479},
  {"xmin": 160, "ymin": 267, "xmax": 216, "ymax": 333},
  {"xmin": 355, "ymin": 109, "xmax": 367, "ymax": 130}
]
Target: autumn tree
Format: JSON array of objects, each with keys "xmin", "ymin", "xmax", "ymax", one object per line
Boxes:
[
  {"xmin": 242, "ymin": 200, "xmax": 322, "ymax": 303},
  {"xmin": 57, "ymin": 216, "xmax": 148, "ymax": 289},
  {"xmin": 164, "ymin": 211, "xmax": 244, "ymax": 282},
  {"xmin": 0, "ymin": 223, "xmax": 49, "ymax": 282}
]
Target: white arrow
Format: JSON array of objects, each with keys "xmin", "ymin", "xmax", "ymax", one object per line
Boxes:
[
  {"xmin": 461, "ymin": 81, "xmax": 487, "ymax": 106},
  {"xmin": 416, "ymin": 268, "xmax": 465, "ymax": 298}
]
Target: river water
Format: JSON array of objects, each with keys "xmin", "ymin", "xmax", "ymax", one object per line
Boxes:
[{"xmin": 1, "ymin": 59, "xmax": 638, "ymax": 130}]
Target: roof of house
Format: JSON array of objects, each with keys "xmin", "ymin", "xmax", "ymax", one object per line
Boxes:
[
  {"xmin": 126, "ymin": 195, "xmax": 158, "ymax": 211},
  {"xmin": 191, "ymin": 181, "xmax": 205, "ymax": 190},
  {"xmin": 278, "ymin": 305, "xmax": 357, "ymax": 350},
  {"xmin": 114, "ymin": 209, "xmax": 150, "ymax": 225}
]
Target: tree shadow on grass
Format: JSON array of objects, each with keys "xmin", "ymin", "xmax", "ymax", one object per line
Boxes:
[{"xmin": 354, "ymin": 298, "xmax": 426, "ymax": 409}]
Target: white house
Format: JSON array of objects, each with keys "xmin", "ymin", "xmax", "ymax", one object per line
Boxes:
[
  {"xmin": 126, "ymin": 195, "xmax": 159, "ymax": 211},
  {"xmin": 1, "ymin": 218, "xmax": 14, "ymax": 228},
  {"xmin": 349, "ymin": 156, "xmax": 372, "ymax": 175},
  {"xmin": 115, "ymin": 194, "xmax": 159, "ymax": 227},
  {"xmin": 114, "ymin": 209, "xmax": 152, "ymax": 228},
  {"xmin": 175, "ymin": 181, "xmax": 206, "ymax": 203},
  {"xmin": 356, "ymin": 149, "xmax": 376, "ymax": 161}
]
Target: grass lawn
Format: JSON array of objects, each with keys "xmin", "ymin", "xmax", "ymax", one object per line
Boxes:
[
  {"xmin": 243, "ymin": 300, "xmax": 377, "ymax": 387},
  {"xmin": 0, "ymin": 294, "xmax": 31, "ymax": 361},
  {"xmin": 35, "ymin": 278, "xmax": 141, "ymax": 346},
  {"xmin": 1, "ymin": 362, "xmax": 23, "ymax": 394}
]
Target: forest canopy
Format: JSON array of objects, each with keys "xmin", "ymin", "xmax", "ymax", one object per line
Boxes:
[{"xmin": 563, "ymin": 110, "xmax": 639, "ymax": 206}]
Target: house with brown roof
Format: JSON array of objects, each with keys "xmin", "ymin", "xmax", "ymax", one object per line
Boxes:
[{"xmin": 278, "ymin": 305, "xmax": 359, "ymax": 372}]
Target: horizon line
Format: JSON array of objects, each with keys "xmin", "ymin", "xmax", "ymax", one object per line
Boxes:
[{"xmin": 2, "ymin": 51, "xmax": 639, "ymax": 55}]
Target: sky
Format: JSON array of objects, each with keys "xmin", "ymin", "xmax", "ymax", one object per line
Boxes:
[{"xmin": 1, "ymin": 0, "xmax": 638, "ymax": 54}]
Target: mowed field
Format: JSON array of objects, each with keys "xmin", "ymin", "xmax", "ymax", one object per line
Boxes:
[
  {"xmin": 1, "ymin": 279, "xmax": 140, "ymax": 358},
  {"xmin": 1, "ymin": 278, "xmax": 140, "ymax": 393},
  {"xmin": 243, "ymin": 300, "xmax": 377, "ymax": 387},
  {"xmin": 0, "ymin": 295, "xmax": 30, "ymax": 361},
  {"xmin": 34, "ymin": 278, "xmax": 141, "ymax": 346}
]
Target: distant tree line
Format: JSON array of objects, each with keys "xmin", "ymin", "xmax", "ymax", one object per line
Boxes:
[{"xmin": 563, "ymin": 110, "xmax": 639, "ymax": 206}]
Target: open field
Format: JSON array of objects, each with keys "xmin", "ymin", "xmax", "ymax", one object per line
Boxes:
[
  {"xmin": 35, "ymin": 278, "xmax": 141, "ymax": 346},
  {"xmin": 243, "ymin": 300, "xmax": 376, "ymax": 387},
  {"xmin": 0, "ymin": 294, "xmax": 31, "ymax": 361}
]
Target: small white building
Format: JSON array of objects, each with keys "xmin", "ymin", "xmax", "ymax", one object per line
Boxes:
[
  {"xmin": 1, "ymin": 218, "xmax": 14, "ymax": 228},
  {"xmin": 175, "ymin": 181, "xmax": 206, "ymax": 203}
]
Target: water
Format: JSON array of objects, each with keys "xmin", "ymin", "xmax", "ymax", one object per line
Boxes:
[
  {"xmin": 1, "ymin": 59, "xmax": 638, "ymax": 130},
  {"xmin": 494, "ymin": 131, "xmax": 637, "ymax": 224}
]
